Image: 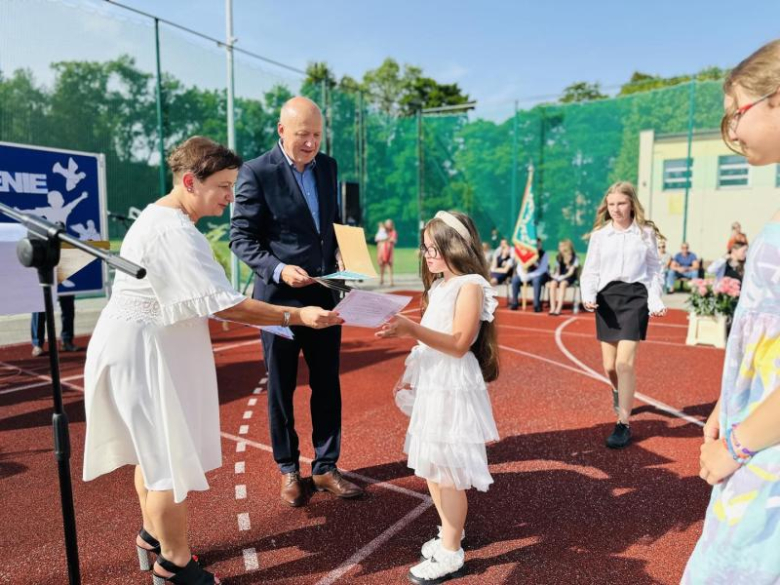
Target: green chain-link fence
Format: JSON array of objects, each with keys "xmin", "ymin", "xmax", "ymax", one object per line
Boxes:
[{"xmin": 1, "ymin": 0, "xmax": 725, "ymax": 255}]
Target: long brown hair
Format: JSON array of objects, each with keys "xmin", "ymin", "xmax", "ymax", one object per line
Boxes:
[
  {"xmin": 420, "ymin": 211, "xmax": 499, "ymax": 382},
  {"xmin": 721, "ymin": 40, "xmax": 780, "ymax": 155},
  {"xmin": 584, "ymin": 181, "xmax": 664, "ymax": 241}
]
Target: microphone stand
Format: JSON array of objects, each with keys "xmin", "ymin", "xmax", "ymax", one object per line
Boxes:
[{"xmin": 0, "ymin": 202, "xmax": 146, "ymax": 585}]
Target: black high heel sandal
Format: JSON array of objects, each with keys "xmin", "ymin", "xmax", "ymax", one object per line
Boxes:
[
  {"xmin": 152, "ymin": 554, "xmax": 217, "ymax": 584},
  {"xmin": 137, "ymin": 528, "xmax": 161, "ymax": 571}
]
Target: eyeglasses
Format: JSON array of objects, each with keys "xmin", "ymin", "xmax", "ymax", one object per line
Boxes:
[
  {"xmin": 725, "ymin": 89, "xmax": 777, "ymax": 134},
  {"xmin": 419, "ymin": 243, "xmax": 440, "ymax": 259}
]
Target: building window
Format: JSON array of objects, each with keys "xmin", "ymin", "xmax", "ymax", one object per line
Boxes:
[
  {"xmin": 663, "ymin": 159, "xmax": 692, "ymax": 190},
  {"xmin": 717, "ymin": 155, "xmax": 749, "ymax": 188}
]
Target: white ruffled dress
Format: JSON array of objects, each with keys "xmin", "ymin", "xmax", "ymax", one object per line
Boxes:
[
  {"xmin": 82, "ymin": 204, "xmax": 244, "ymax": 503},
  {"xmin": 396, "ymin": 274, "xmax": 499, "ymax": 492}
]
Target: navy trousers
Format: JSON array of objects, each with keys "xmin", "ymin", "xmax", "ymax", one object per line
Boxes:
[{"xmin": 261, "ymin": 323, "xmax": 342, "ymax": 475}]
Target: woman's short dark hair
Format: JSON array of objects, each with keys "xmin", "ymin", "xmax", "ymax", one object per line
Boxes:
[{"xmin": 167, "ymin": 136, "xmax": 242, "ymax": 182}]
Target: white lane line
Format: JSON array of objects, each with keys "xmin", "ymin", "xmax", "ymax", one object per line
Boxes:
[
  {"xmin": 236, "ymin": 441, "xmax": 246, "ymax": 452},
  {"xmin": 235, "ymin": 484, "xmax": 247, "ymax": 500},
  {"xmin": 243, "ymin": 411, "xmax": 253, "ymax": 420},
  {"xmin": 553, "ymin": 317, "xmax": 704, "ymax": 427},
  {"xmin": 238, "ymin": 425, "xmax": 249, "ymax": 435},
  {"xmin": 247, "ymin": 398, "xmax": 258, "ymax": 406},
  {"xmin": 242, "ymin": 548, "xmax": 259, "ymax": 571},
  {"xmin": 253, "ymin": 388, "xmax": 262, "ymax": 395},
  {"xmin": 496, "ymin": 307, "xmax": 689, "ymax": 328},
  {"xmin": 498, "ymin": 345, "xmax": 605, "ymax": 382},
  {"xmin": 315, "ymin": 500, "xmax": 433, "ymax": 585},
  {"xmin": 259, "ymin": 377, "xmax": 268, "ymax": 385},
  {"xmin": 237, "ymin": 513, "xmax": 251, "ymax": 531},
  {"xmin": 220, "ymin": 432, "xmax": 430, "ymax": 501},
  {"xmin": 0, "ymin": 361, "xmax": 84, "ymax": 393},
  {"xmin": 497, "ymin": 323, "xmax": 714, "ymax": 350},
  {"xmin": 235, "ymin": 461, "xmax": 245, "ymax": 474},
  {"xmin": 213, "ymin": 339, "xmax": 261, "ymax": 354},
  {"xmin": 0, "ymin": 373, "xmax": 85, "ymax": 395}
]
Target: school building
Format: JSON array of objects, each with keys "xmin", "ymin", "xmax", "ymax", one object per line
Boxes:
[{"xmin": 637, "ymin": 128, "xmax": 777, "ymax": 263}]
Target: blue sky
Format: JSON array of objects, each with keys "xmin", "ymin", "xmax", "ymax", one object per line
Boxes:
[{"xmin": 4, "ymin": 0, "xmax": 780, "ymax": 118}]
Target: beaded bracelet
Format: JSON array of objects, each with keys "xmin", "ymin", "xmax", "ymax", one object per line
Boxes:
[
  {"xmin": 731, "ymin": 425, "xmax": 757, "ymax": 459},
  {"xmin": 724, "ymin": 428, "xmax": 750, "ymax": 465}
]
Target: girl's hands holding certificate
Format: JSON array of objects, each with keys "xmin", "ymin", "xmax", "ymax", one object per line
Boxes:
[{"xmin": 376, "ymin": 315, "xmax": 415, "ymax": 338}]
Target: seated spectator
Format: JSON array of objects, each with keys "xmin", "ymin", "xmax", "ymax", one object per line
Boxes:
[
  {"xmin": 726, "ymin": 221, "xmax": 749, "ymax": 251},
  {"xmin": 509, "ymin": 238, "xmax": 550, "ymax": 312},
  {"xmin": 489, "ymin": 238, "xmax": 514, "ymax": 284},
  {"xmin": 548, "ymin": 239, "xmax": 579, "ymax": 316},
  {"xmin": 666, "ymin": 242, "xmax": 700, "ymax": 293},
  {"xmin": 707, "ymin": 241, "xmax": 748, "ymax": 283},
  {"xmin": 658, "ymin": 239, "xmax": 672, "ymax": 285},
  {"xmin": 482, "ymin": 242, "xmax": 493, "ymax": 263}
]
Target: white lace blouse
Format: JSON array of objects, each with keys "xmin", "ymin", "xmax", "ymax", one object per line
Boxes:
[{"xmin": 580, "ymin": 221, "xmax": 665, "ymax": 314}]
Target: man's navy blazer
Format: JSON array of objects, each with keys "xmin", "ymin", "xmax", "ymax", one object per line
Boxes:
[{"xmin": 230, "ymin": 143, "xmax": 340, "ymax": 308}]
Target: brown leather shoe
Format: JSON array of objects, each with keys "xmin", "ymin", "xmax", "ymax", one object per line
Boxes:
[
  {"xmin": 312, "ymin": 469, "xmax": 364, "ymax": 499},
  {"xmin": 280, "ymin": 472, "xmax": 310, "ymax": 507}
]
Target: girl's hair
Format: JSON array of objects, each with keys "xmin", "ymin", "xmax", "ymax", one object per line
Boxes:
[
  {"xmin": 167, "ymin": 136, "xmax": 242, "ymax": 182},
  {"xmin": 721, "ymin": 40, "xmax": 780, "ymax": 154},
  {"xmin": 584, "ymin": 181, "xmax": 665, "ymax": 241},
  {"xmin": 421, "ymin": 211, "xmax": 499, "ymax": 382},
  {"xmin": 557, "ymin": 239, "xmax": 575, "ymax": 264}
]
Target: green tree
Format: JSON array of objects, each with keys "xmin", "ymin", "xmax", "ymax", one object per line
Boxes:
[{"xmin": 559, "ymin": 81, "xmax": 608, "ymax": 104}]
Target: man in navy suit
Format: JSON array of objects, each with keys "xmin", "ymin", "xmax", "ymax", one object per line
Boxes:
[{"xmin": 230, "ymin": 97, "xmax": 363, "ymax": 506}]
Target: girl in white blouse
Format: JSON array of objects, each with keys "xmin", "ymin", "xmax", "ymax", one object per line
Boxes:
[{"xmin": 580, "ymin": 181, "xmax": 666, "ymax": 449}]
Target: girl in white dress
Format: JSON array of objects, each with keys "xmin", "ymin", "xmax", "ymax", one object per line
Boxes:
[
  {"xmin": 82, "ymin": 137, "xmax": 341, "ymax": 584},
  {"xmin": 377, "ymin": 210, "xmax": 499, "ymax": 584}
]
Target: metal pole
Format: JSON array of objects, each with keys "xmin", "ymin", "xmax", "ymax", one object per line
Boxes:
[
  {"xmin": 225, "ymin": 0, "xmax": 240, "ymax": 290},
  {"xmin": 321, "ymin": 80, "xmax": 329, "ymax": 156},
  {"xmin": 417, "ymin": 109, "xmax": 423, "ymax": 232},
  {"xmin": 682, "ymin": 79, "xmax": 695, "ymax": 243},
  {"xmin": 154, "ymin": 18, "xmax": 166, "ymax": 198},
  {"xmin": 510, "ymin": 100, "xmax": 519, "ymax": 234}
]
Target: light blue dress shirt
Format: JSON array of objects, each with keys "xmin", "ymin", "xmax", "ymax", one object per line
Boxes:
[{"xmin": 273, "ymin": 141, "xmax": 319, "ymax": 283}]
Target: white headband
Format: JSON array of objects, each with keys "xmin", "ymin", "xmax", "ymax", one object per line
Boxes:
[{"xmin": 434, "ymin": 211, "xmax": 471, "ymax": 241}]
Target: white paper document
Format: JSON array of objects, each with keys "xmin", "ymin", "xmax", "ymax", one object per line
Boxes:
[{"xmin": 334, "ymin": 289, "xmax": 412, "ymax": 328}]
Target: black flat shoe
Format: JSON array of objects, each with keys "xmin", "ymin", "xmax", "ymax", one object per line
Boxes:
[{"xmin": 606, "ymin": 422, "xmax": 631, "ymax": 449}]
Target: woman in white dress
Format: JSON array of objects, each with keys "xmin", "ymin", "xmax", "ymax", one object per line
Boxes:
[{"xmin": 82, "ymin": 137, "xmax": 341, "ymax": 584}]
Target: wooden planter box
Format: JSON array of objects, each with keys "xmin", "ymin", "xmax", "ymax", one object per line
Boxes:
[{"xmin": 686, "ymin": 313, "xmax": 728, "ymax": 349}]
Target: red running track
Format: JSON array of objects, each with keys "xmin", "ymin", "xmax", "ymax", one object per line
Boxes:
[{"xmin": 0, "ymin": 295, "xmax": 721, "ymax": 584}]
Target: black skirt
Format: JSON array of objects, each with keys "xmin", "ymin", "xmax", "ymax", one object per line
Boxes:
[{"xmin": 595, "ymin": 281, "xmax": 649, "ymax": 342}]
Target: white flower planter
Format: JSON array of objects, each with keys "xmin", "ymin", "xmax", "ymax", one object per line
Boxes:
[{"xmin": 685, "ymin": 313, "xmax": 728, "ymax": 349}]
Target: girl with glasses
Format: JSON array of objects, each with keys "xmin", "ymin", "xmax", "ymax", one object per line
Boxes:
[{"xmin": 683, "ymin": 39, "xmax": 780, "ymax": 584}]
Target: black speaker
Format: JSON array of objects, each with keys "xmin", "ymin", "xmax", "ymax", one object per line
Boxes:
[{"xmin": 340, "ymin": 182, "xmax": 361, "ymax": 226}]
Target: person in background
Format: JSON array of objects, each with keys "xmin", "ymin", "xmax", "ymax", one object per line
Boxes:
[
  {"xmin": 378, "ymin": 218, "xmax": 398, "ymax": 286},
  {"xmin": 683, "ymin": 38, "xmax": 780, "ymax": 584},
  {"xmin": 482, "ymin": 242, "xmax": 493, "ymax": 263},
  {"xmin": 666, "ymin": 242, "xmax": 700, "ymax": 293},
  {"xmin": 489, "ymin": 238, "xmax": 514, "ymax": 285},
  {"xmin": 727, "ymin": 221, "xmax": 749, "ymax": 251},
  {"xmin": 509, "ymin": 238, "xmax": 549, "ymax": 313},
  {"xmin": 657, "ymin": 239, "xmax": 672, "ymax": 287},
  {"xmin": 580, "ymin": 181, "xmax": 666, "ymax": 449},
  {"xmin": 548, "ymin": 239, "xmax": 579, "ymax": 316},
  {"xmin": 30, "ymin": 296, "xmax": 78, "ymax": 356},
  {"xmin": 706, "ymin": 241, "xmax": 748, "ymax": 283}
]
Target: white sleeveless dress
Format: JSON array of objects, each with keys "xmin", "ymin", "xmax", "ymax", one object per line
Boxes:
[{"xmin": 396, "ymin": 274, "xmax": 499, "ymax": 492}]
